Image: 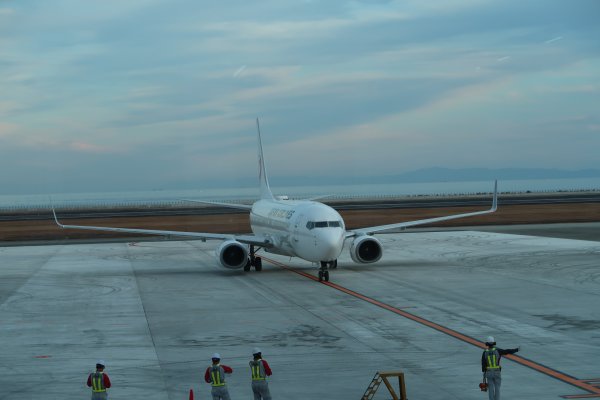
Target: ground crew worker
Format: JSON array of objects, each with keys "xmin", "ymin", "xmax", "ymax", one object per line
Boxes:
[
  {"xmin": 481, "ymin": 336, "xmax": 519, "ymax": 400},
  {"xmin": 205, "ymin": 353, "xmax": 233, "ymax": 400},
  {"xmin": 86, "ymin": 360, "xmax": 111, "ymax": 400},
  {"xmin": 249, "ymin": 347, "xmax": 272, "ymax": 400}
]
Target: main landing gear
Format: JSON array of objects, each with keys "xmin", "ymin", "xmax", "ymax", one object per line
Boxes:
[
  {"xmin": 244, "ymin": 245, "xmax": 262, "ymax": 272},
  {"xmin": 318, "ymin": 260, "xmax": 337, "ymax": 282}
]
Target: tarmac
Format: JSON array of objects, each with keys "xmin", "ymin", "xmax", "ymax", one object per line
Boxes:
[{"xmin": 1, "ymin": 224, "xmax": 599, "ymax": 399}]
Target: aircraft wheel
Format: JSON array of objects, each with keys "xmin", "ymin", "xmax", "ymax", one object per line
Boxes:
[
  {"xmin": 255, "ymin": 257, "xmax": 262, "ymax": 272},
  {"xmin": 318, "ymin": 270, "xmax": 323, "ymax": 282},
  {"xmin": 324, "ymin": 271, "xmax": 330, "ymax": 282}
]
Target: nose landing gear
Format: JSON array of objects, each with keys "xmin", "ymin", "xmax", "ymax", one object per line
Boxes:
[
  {"xmin": 318, "ymin": 260, "xmax": 337, "ymax": 282},
  {"xmin": 244, "ymin": 245, "xmax": 262, "ymax": 272}
]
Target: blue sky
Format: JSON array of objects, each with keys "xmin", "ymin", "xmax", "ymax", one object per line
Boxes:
[{"xmin": 1, "ymin": 0, "xmax": 599, "ymax": 194}]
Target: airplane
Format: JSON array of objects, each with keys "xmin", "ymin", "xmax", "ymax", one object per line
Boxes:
[{"xmin": 53, "ymin": 119, "xmax": 498, "ymax": 282}]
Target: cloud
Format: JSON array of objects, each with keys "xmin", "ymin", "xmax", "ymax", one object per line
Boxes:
[
  {"xmin": 0, "ymin": 123, "xmax": 17, "ymax": 138},
  {"xmin": 1, "ymin": 0, "xmax": 599, "ymax": 193},
  {"xmin": 233, "ymin": 65, "xmax": 246, "ymax": 78},
  {"xmin": 69, "ymin": 141, "xmax": 117, "ymax": 154},
  {"xmin": 544, "ymin": 36, "xmax": 563, "ymax": 44},
  {"xmin": 0, "ymin": 101, "xmax": 24, "ymax": 117}
]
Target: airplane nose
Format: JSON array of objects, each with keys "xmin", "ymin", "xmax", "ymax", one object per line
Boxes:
[{"xmin": 315, "ymin": 229, "xmax": 344, "ymax": 260}]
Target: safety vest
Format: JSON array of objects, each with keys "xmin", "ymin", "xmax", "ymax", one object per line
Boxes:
[
  {"xmin": 210, "ymin": 365, "xmax": 226, "ymax": 387},
  {"xmin": 250, "ymin": 360, "xmax": 266, "ymax": 381},
  {"xmin": 485, "ymin": 348, "xmax": 501, "ymax": 370},
  {"xmin": 91, "ymin": 372, "xmax": 106, "ymax": 392}
]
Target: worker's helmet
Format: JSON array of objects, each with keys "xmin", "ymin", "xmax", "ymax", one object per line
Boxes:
[
  {"xmin": 211, "ymin": 353, "xmax": 221, "ymax": 360},
  {"xmin": 486, "ymin": 336, "xmax": 495, "ymax": 345},
  {"xmin": 252, "ymin": 347, "xmax": 261, "ymax": 355},
  {"xmin": 96, "ymin": 360, "xmax": 105, "ymax": 369}
]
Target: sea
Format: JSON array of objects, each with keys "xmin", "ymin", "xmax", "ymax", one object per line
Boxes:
[{"xmin": 1, "ymin": 177, "xmax": 599, "ymax": 211}]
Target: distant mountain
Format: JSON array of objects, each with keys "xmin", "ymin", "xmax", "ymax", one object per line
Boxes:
[
  {"xmin": 381, "ymin": 167, "xmax": 600, "ymax": 183},
  {"xmin": 158, "ymin": 167, "xmax": 600, "ymax": 190},
  {"xmin": 267, "ymin": 167, "xmax": 600, "ymax": 187}
]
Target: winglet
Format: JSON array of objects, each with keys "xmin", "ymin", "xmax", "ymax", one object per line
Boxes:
[
  {"xmin": 49, "ymin": 196, "xmax": 65, "ymax": 229},
  {"xmin": 52, "ymin": 207, "xmax": 65, "ymax": 229},
  {"xmin": 256, "ymin": 118, "xmax": 275, "ymax": 200}
]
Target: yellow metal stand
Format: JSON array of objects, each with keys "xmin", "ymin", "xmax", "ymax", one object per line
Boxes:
[{"xmin": 361, "ymin": 371, "xmax": 407, "ymax": 400}]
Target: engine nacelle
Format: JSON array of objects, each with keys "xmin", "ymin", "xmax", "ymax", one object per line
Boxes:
[
  {"xmin": 350, "ymin": 235, "xmax": 383, "ymax": 264},
  {"xmin": 215, "ymin": 240, "xmax": 249, "ymax": 269}
]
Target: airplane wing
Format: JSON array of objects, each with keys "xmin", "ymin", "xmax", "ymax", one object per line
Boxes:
[
  {"xmin": 347, "ymin": 181, "xmax": 498, "ymax": 237},
  {"xmin": 52, "ymin": 209, "xmax": 272, "ymax": 247},
  {"xmin": 180, "ymin": 199, "xmax": 253, "ymax": 210}
]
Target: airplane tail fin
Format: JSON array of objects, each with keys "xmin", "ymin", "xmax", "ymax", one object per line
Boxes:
[{"xmin": 256, "ymin": 118, "xmax": 275, "ymax": 200}]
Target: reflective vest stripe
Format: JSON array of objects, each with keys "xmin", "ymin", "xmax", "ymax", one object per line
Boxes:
[
  {"xmin": 251, "ymin": 364, "xmax": 265, "ymax": 380},
  {"xmin": 251, "ymin": 364, "xmax": 261, "ymax": 380},
  {"xmin": 211, "ymin": 367, "xmax": 225, "ymax": 386},
  {"xmin": 250, "ymin": 360, "xmax": 266, "ymax": 381},
  {"xmin": 486, "ymin": 349, "xmax": 500, "ymax": 369},
  {"xmin": 92, "ymin": 373, "xmax": 106, "ymax": 392}
]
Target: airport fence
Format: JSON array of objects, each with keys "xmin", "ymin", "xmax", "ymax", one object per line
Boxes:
[{"xmin": 0, "ymin": 188, "xmax": 598, "ymax": 215}]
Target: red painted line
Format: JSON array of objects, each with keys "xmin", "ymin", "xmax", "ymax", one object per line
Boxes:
[
  {"xmin": 561, "ymin": 395, "xmax": 600, "ymax": 399},
  {"xmin": 265, "ymin": 257, "xmax": 600, "ymax": 396},
  {"xmin": 34, "ymin": 355, "xmax": 51, "ymax": 359}
]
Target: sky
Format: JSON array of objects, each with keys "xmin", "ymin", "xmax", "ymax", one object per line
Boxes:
[{"xmin": 1, "ymin": 0, "xmax": 599, "ymax": 194}]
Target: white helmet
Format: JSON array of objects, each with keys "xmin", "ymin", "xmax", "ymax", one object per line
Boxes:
[
  {"xmin": 253, "ymin": 347, "xmax": 261, "ymax": 355},
  {"xmin": 486, "ymin": 336, "xmax": 495, "ymax": 344},
  {"xmin": 211, "ymin": 353, "xmax": 221, "ymax": 360}
]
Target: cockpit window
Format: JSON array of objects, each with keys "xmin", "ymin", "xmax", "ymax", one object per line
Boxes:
[{"xmin": 307, "ymin": 220, "xmax": 342, "ymax": 230}]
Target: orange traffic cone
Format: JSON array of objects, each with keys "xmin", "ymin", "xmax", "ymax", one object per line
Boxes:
[{"xmin": 189, "ymin": 388, "xmax": 194, "ymax": 400}]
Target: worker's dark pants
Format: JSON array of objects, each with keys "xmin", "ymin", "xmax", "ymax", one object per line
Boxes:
[
  {"xmin": 211, "ymin": 385, "xmax": 231, "ymax": 400},
  {"xmin": 91, "ymin": 392, "xmax": 108, "ymax": 400},
  {"xmin": 251, "ymin": 380, "xmax": 272, "ymax": 400},
  {"xmin": 485, "ymin": 369, "xmax": 501, "ymax": 400}
]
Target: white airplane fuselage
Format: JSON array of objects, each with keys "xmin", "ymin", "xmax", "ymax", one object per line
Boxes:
[{"xmin": 250, "ymin": 199, "xmax": 346, "ymax": 262}]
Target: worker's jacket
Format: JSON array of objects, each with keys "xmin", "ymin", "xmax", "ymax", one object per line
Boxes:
[
  {"xmin": 204, "ymin": 364, "xmax": 233, "ymax": 386},
  {"xmin": 249, "ymin": 359, "xmax": 272, "ymax": 381},
  {"xmin": 481, "ymin": 347, "xmax": 519, "ymax": 372}
]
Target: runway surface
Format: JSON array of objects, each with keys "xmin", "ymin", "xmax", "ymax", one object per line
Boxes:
[{"xmin": 1, "ymin": 228, "xmax": 599, "ymax": 399}]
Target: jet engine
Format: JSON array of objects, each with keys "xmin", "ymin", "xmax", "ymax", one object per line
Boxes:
[
  {"xmin": 215, "ymin": 240, "xmax": 249, "ymax": 269},
  {"xmin": 349, "ymin": 235, "xmax": 382, "ymax": 264}
]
